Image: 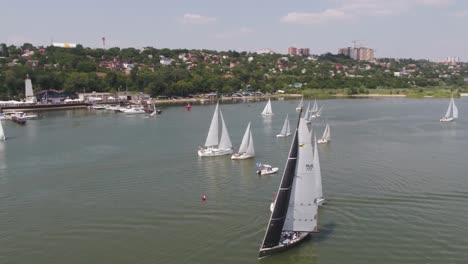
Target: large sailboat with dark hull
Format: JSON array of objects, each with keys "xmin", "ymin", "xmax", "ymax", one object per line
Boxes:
[{"xmin": 259, "ymin": 111, "xmax": 321, "ymax": 258}]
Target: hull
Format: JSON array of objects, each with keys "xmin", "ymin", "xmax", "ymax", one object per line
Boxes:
[
  {"xmin": 317, "ymin": 139, "xmax": 329, "ymax": 144},
  {"xmin": 259, "ymin": 232, "xmax": 310, "ymax": 258},
  {"xmin": 198, "ymin": 148, "xmax": 233, "ymax": 157},
  {"xmin": 262, "ymin": 113, "xmax": 274, "ymax": 116},
  {"xmin": 440, "ymin": 117, "xmax": 454, "ymax": 122},
  {"xmin": 231, "ymin": 153, "xmax": 255, "ymax": 160},
  {"xmin": 276, "ymin": 133, "xmax": 291, "ymax": 138},
  {"xmin": 257, "ymin": 167, "xmax": 279, "ymax": 175},
  {"xmin": 316, "ymin": 197, "xmax": 325, "ymax": 207}
]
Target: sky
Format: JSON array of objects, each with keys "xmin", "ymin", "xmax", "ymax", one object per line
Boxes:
[{"xmin": 1, "ymin": 0, "xmax": 468, "ymax": 60}]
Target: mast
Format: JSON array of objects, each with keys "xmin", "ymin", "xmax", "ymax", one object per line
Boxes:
[{"xmin": 260, "ymin": 109, "xmax": 301, "ymax": 249}]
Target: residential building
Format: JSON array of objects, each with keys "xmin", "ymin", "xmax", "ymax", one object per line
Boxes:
[
  {"xmin": 298, "ymin": 48, "xmax": 310, "ymax": 56},
  {"xmin": 338, "ymin": 47, "xmax": 374, "ymax": 61},
  {"xmin": 288, "ymin": 47, "xmax": 297, "ymax": 56}
]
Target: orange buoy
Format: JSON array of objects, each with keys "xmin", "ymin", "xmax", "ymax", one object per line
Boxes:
[
  {"xmin": 185, "ymin": 103, "xmax": 191, "ymax": 111},
  {"xmin": 202, "ymin": 194, "xmax": 207, "ymax": 201}
]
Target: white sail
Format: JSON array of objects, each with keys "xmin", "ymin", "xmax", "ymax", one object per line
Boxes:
[
  {"xmin": 238, "ymin": 122, "xmax": 251, "ymax": 153},
  {"xmin": 321, "ymin": 123, "xmax": 331, "ymax": 141},
  {"xmin": 296, "ymin": 97, "xmax": 304, "ymax": 110},
  {"xmin": 304, "ymin": 102, "xmax": 311, "ymax": 120},
  {"xmin": 279, "ymin": 115, "xmax": 289, "ymax": 136},
  {"xmin": 453, "ymin": 98, "xmax": 458, "ymax": 119},
  {"xmin": 0, "ymin": 121, "xmax": 5, "ymax": 141},
  {"xmin": 311, "ymin": 99, "xmax": 318, "ymax": 112},
  {"xmin": 261, "ymin": 99, "xmax": 273, "ymax": 115},
  {"xmin": 286, "ymin": 117, "xmax": 291, "ymax": 136},
  {"xmin": 314, "ymin": 134, "xmax": 323, "ymax": 200},
  {"xmin": 445, "ymin": 98, "xmax": 453, "ymax": 118},
  {"xmin": 218, "ymin": 110, "xmax": 232, "ymax": 149},
  {"xmin": 283, "ymin": 118, "xmax": 318, "ymax": 232},
  {"xmin": 315, "ymin": 105, "xmax": 324, "ymax": 117},
  {"xmin": 204, "ymin": 103, "xmax": 219, "ymax": 147},
  {"xmin": 246, "ymin": 131, "xmax": 255, "ymax": 156}
]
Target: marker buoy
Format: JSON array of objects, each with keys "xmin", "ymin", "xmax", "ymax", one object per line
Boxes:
[
  {"xmin": 202, "ymin": 194, "xmax": 207, "ymax": 201},
  {"xmin": 185, "ymin": 103, "xmax": 191, "ymax": 111}
]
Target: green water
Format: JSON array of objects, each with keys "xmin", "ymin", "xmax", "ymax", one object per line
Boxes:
[{"xmin": 1, "ymin": 98, "xmax": 468, "ymax": 264}]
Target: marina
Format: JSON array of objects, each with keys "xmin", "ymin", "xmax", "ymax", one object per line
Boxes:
[{"xmin": 1, "ymin": 98, "xmax": 468, "ymax": 263}]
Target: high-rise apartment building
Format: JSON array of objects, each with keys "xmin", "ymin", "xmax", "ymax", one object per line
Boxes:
[
  {"xmin": 338, "ymin": 47, "xmax": 374, "ymax": 61},
  {"xmin": 288, "ymin": 47, "xmax": 297, "ymax": 55},
  {"xmin": 298, "ymin": 48, "xmax": 310, "ymax": 56}
]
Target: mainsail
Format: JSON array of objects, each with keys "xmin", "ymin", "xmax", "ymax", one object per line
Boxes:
[
  {"xmin": 238, "ymin": 122, "xmax": 251, "ymax": 153},
  {"xmin": 279, "ymin": 115, "xmax": 289, "ymax": 136},
  {"xmin": 296, "ymin": 97, "xmax": 304, "ymax": 110},
  {"xmin": 453, "ymin": 98, "xmax": 459, "ymax": 119},
  {"xmin": 311, "ymin": 99, "xmax": 318, "ymax": 112},
  {"xmin": 304, "ymin": 102, "xmax": 311, "ymax": 120},
  {"xmin": 445, "ymin": 98, "xmax": 453, "ymax": 118},
  {"xmin": 204, "ymin": 103, "xmax": 219, "ymax": 147}
]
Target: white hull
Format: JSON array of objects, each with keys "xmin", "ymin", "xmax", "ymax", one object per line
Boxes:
[
  {"xmin": 262, "ymin": 113, "xmax": 274, "ymax": 116},
  {"xmin": 317, "ymin": 139, "xmax": 329, "ymax": 144},
  {"xmin": 270, "ymin": 202, "xmax": 274, "ymax": 212},
  {"xmin": 440, "ymin": 117, "xmax": 454, "ymax": 122},
  {"xmin": 231, "ymin": 153, "xmax": 255, "ymax": 160},
  {"xmin": 295, "ymin": 107, "xmax": 302, "ymax": 112},
  {"xmin": 276, "ymin": 133, "xmax": 291, "ymax": 138},
  {"xmin": 124, "ymin": 109, "xmax": 146, "ymax": 115},
  {"xmin": 198, "ymin": 147, "xmax": 233, "ymax": 157}
]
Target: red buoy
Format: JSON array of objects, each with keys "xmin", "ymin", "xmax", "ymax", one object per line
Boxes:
[
  {"xmin": 202, "ymin": 194, "xmax": 207, "ymax": 201},
  {"xmin": 185, "ymin": 103, "xmax": 191, "ymax": 111}
]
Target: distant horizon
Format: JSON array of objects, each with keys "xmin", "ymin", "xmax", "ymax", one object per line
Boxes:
[{"xmin": 1, "ymin": 0, "xmax": 467, "ymax": 61}]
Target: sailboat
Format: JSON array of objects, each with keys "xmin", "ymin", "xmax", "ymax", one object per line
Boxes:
[
  {"xmin": 317, "ymin": 123, "xmax": 331, "ymax": 144},
  {"xmin": 276, "ymin": 114, "xmax": 291, "ymax": 138},
  {"xmin": 311, "ymin": 99, "xmax": 318, "ymax": 113},
  {"xmin": 261, "ymin": 99, "xmax": 273, "ymax": 116},
  {"xmin": 231, "ymin": 122, "xmax": 255, "ymax": 160},
  {"xmin": 440, "ymin": 96, "xmax": 458, "ymax": 122},
  {"xmin": 311, "ymin": 105, "xmax": 323, "ymax": 119},
  {"xmin": 0, "ymin": 120, "xmax": 5, "ymax": 141},
  {"xmin": 259, "ymin": 113, "xmax": 321, "ymax": 258},
  {"xmin": 150, "ymin": 104, "xmax": 159, "ymax": 117},
  {"xmin": 198, "ymin": 103, "xmax": 233, "ymax": 157},
  {"xmin": 295, "ymin": 97, "xmax": 304, "ymax": 111}
]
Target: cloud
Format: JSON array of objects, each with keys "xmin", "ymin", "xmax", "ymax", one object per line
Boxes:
[
  {"xmin": 281, "ymin": 9, "xmax": 352, "ymax": 24},
  {"xmin": 180, "ymin": 13, "xmax": 216, "ymax": 25},
  {"xmin": 214, "ymin": 27, "xmax": 254, "ymax": 39},
  {"xmin": 454, "ymin": 10, "xmax": 468, "ymax": 18},
  {"xmin": 281, "ymin": 0, "xmax": 454, "ymax": 24}
]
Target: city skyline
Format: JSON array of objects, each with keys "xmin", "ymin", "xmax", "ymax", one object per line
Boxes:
[{"xmin": 1, "ymin": 0, "xmax": 468, "ymax": 61}]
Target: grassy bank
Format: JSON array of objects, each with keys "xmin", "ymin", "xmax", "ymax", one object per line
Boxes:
[{"xmin": 295, "ymin": 87, "xmax": 468, "ymax": 99}]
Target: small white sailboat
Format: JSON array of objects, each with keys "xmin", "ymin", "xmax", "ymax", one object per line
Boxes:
[
  {"xmin": 150, "ymin": 104, "xmax": 159, "ymax": 117},
  {"xmin": 259, "ymin": 116, "xmax": 321, "ymax": 258},
  {"xmin": 295, "ymin": 97, "xmax": 304, "ymax": 111},
  {"xmin": 304, "ymin": 102, "xmax": 312, "ymax": 124},
  {"xmin": 276, "ymin": 114, "xmax": 291, "ymax": 137},
  {"xmin": 0, "ymin": 120, "xmax": 6, "ymax": 141},
  {"xmin": 232, "ymin": 122, "xmax": 255, "ymax": 160},
  {"xmin": 198, "ymin": 103, "xmax": 233, "ymax": 157},
  {"xmin": 440, "ymin": 96, "xmax": 458, "ymax": 122},
  {"xmin": 124, "ymin": 108, "xmax": 146, "ymax": 115},
  {"xmin": 310, "ymin": 105, "xmax": 323, "ymax": 119},
  {"xmin": 311, "ymin": 99, "xmax": 318, "ymax": 113},
  {"xmin": 317, "ymin": 123, "xmax": 331, "ymax": 144},
  {"xmin": 261, "ymin": 99, "xmax": 273, "ymax": 116}
]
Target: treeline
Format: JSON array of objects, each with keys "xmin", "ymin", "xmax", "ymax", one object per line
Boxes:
[{"xmin": 0, "ymin": 43, "xmax": 467, "ymax": 100}]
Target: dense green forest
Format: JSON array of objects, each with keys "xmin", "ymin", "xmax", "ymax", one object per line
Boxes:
[{"xmin": 0, "ymin": 43, "xmax": 467, "ymax": 100}]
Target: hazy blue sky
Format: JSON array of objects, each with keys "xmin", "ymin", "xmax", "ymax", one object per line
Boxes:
[{"xmin": 1, "ymin": 0, "xmax": 467, "ymax": 60}]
